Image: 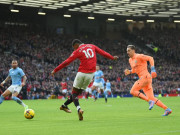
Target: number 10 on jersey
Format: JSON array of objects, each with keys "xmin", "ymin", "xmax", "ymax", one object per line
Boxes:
[{"xmin": 82, "ymin": 49, "xmax": 94, "ymax": 58}]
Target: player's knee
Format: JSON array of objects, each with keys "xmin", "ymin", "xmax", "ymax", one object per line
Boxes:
[{"xmin": 130, "ymin": 90, "xmax": 134, "ymax": 95}]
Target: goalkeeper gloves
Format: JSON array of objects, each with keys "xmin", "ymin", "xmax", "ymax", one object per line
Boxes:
[{"xmin": 151, "ymin": 66, "xmax": 157, "ymax": 78}]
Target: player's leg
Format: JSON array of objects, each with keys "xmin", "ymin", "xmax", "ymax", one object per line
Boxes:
[
  {"xmin": 104, "ymin": 90, "xmax": 108, "ymax": 103},
  {"xmin": 71, "ymin": 88, "xmax": 82, "ymax": 111},
  {"xmin": 92, "ymin": 89, "xmax": 97, "ymax": 100},
  {"xmin": 60, "ymin": 92, "xmax": 73, "ymax": 113},
  {"xmin": 130, "ymin": 79, "xmax": 149, "ymax": 102},
  {"xmin": 12, "ymin": 91, "xmax": 28, "ymax": 110},
  {"xmin": 91, "ymin": 85, "xmax": 98, "ymax": 101},
  {"xmin": 73, "ymin": 72, "xmax": 94, "ymax": 120},
  {"xmin": 86, "ymin": 92, "xmax": 89, "ymax": 99},
  {"xmin": 99, "ymin": 83, "xmax": 106, "ymax": 101},
  {"xmin": 144, "ymin": 85, "xmax": 172, "ymax": 116},
  {"xmin": 0, "ymin": 89, "xmax": 12, "ymax": 104},
  {"xmin": 61, "ymin": 72, "xmax": 83, "ymax": 112},
  {"xmin": 72, "ymin": 89, "xmax": 84, "ymax": 121},
  {"xmin": 11, "ymin": 85, "xmax": 28, "ymax": 109},
  {"xmin": 85, "ymin": 88, "xmax": 90, "ymax": 100}
]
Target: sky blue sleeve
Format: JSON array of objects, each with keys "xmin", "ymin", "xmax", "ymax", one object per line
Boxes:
[
  {"xmin": 19, "ymin": 69, "xmax": 25, "ymax": 77},
  {"xmin": 101, "ymin": 71, "xmax": 104, "ymax": 76}
]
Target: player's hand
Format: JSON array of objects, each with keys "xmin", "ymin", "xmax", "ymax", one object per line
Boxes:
[
  {"xmin": 151, "ymin": 72, "xmax": 157, "ymax": 78},
  {"xmin": 113, "ymin": 56, "xmax": 118, "ymax": 60},
  {"xmin": 51, "ymin": 70, "xmax": 55, "ymax": 77},
  {"xmin": 21, "ymin": 82, "xmax": 25, "ymax": 87},
  {"xmin": 0, "ymin": 83, "xmax": 4, "ymax": 87},
  {"xmin": 124, "ymin": 69, "xmax": 131, "ymax": 76},
  {"xmin": 151, "ymin": 66, "xmax": 157, "ymax": 78}
]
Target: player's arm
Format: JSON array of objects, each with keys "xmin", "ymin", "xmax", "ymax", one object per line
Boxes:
[
  {"xmin": 138, "ymin": 54, "xmax": 157, "ymax": 78},
  {"xmin": 0, "ymin": 76, "xmax": 11, "ymax": 87},
  {"xmin": 99, "ymin": 74, "xmax": 104, "ymax": 79},
  {"xmin": 51, "ymin": 52, "xmax": 78, "ymax": 76},
  {"xmin": 124, "ymin": 59, "xmax": 135, "ymax": 76},
  {"xmin": 124, "ymin": 69, "xmax": 135, "ymax": 76},
  {"xmin": 22, "ymin": 75, "xmax": 27, "ymax": 87},
  {"xmin": 19, "ymin": 69, "xmax": 27, "ymax": 87},
  {"xmin": 94, "ymin": 45, "xmax": 118, "ymax": 60},
  {"xmin": 138, "ymin": 54, "xmax": 154, "ymax": 67}
]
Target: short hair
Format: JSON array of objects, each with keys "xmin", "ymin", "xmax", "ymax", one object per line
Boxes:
[
  {"xmin": 72, "ymin": 39, "xmax": 82, "ymax": 46},
  {"xmin": 12, "ymin": 60, "xmax": 17, "ymax": 62},
  {"xmin": 127, "ymin": 45, "xmax": 136, "ymax": 50}
]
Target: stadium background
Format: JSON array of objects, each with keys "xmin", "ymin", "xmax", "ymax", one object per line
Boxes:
[{"xmin": 0, "ymin": 0, "xmax": 180, "ymax": 100}]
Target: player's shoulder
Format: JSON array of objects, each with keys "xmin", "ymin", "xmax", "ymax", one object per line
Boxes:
[
  {"xmin": 9, "ymin": 68, "xmax": 13, "ymax": 72},
  {"xmin": 17, "ymin": 67, "xmax": 23, "ymax": 71},
  {"xmin": 99, "ymin": 70, "xmax": 103, "ymax": 73},
  {"xmin": 82, "ymin": 44, "xmax": 95, "ymax": 48},
  {"xmin": 136, "ymin": 53, "xmax": 145, "ymax": 59},
  {"xmin": 136, "ymin": 53, "xmax": 144, "ymax": 57}
]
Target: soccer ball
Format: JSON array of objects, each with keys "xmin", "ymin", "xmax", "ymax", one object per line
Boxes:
[{"xmin": 24, "ymin": 109, "xmax": 35, "ymax": 119}]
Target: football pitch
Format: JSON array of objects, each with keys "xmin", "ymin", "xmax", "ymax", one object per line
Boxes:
[{"xmin": 0, "ymin": 97, "xmax": 179, "ymax": 135}]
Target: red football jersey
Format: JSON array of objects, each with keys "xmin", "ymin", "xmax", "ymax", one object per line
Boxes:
[
  {"xmin": 54, "ymin": 44, "xmax": 114, "ymax": 73},
  {"xmin": 60, "ymin": 82, "xmax": 67, "ymax": 90}
]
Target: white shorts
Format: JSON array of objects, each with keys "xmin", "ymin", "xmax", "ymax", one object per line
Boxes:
[
  {"xmin": 73, "ymin": 72, "xmax": 95, "ymax": 90},
  {"xmin": 8, "ymin": 85, "xmax": 22, "ymax": 94},
  {"xmin": 86, "ymin": 87, "xmax": 92, "ymax": 94},
  {"xmin": 93, "ymin": 82, "xmax": 104, "ymax": 89},
  {"xmin": 62, "ymin": 89, "xmax": 67, "ymax": 93}
]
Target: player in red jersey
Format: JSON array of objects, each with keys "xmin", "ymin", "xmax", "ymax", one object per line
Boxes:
[
  {"xmin": 60, "ymin": 80, "xmax": 68, "ymax": 99},
  {"xmin": 51, "ymin": 39, "xmax": 118, "ymax": 121},
  {"xmin": 85, "ymin": 79, "xmax": 94, "ymax": 100}
]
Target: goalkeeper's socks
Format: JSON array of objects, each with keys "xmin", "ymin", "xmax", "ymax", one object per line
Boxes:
[
  {"xmin": 12, "ymin": 96, "xmax": 26, "ymax": 107},
  {"xmin": 155, "ymin": 99, "xmax": 168, "ymax": 110},
  {"xmin": 0, "ymin": 95, "xmax": 4, "ymax": 104}
]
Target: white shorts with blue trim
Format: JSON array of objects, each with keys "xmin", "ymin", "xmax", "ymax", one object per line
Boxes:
[
  {"xmin": 8, "ymin": 85, "xmax": 22, "ymax": 94},
  {"xmin": 93, "ymin": 82, "xmax": 104, "ymax": 90}
]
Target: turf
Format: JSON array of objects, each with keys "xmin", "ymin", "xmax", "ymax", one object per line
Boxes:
[{"xmin": 0, "ymin": 97, "xmax": 179, "ymax": 135}]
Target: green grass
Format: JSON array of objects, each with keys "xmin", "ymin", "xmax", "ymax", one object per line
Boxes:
[{"xmin": 0, "ymin": 97, "xmax": 180, "ymax": 135}]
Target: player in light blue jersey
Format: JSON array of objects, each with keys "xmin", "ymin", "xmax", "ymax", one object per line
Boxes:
[
  {"xmin": 0, "ymin": 60, "xmax": 28, "ymax": 110},
  {"xmin": 92, "ymin": 66, "xmax": 104, "ymax": 101},
  {"xmin": 104, "ymin": 80, "xmax": 112, "ymax": 103},
  {"xmin": 101, "ymin": 78, "xmax": 106, "ymax": 101}
]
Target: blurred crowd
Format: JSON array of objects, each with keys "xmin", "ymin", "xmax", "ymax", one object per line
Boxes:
[{"xmin": 0, "ymin": 26, "xmax": 179, "ymax": 99}]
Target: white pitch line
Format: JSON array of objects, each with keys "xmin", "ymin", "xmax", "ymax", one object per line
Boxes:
[{"xmin": 131, "ymin": 130, "xmax": 180, "ymax": 135}]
